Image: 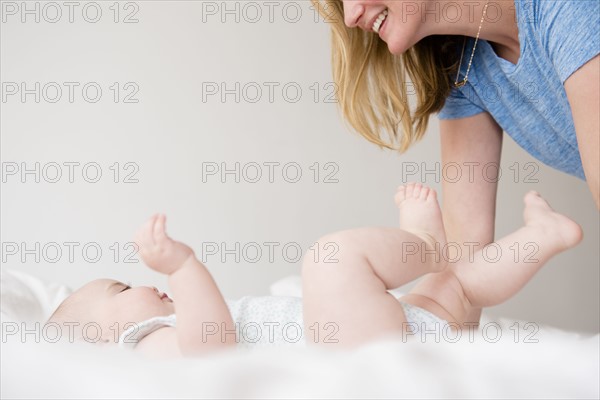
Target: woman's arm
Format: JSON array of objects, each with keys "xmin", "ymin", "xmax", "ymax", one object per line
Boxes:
[
  {"xmin": 564, "ymin": 54, "xmax": 600, "ymax": 209},
  {"xmin": 439, "ymin": 112, "xmax": 503, "ymax": 255},
  {"xmin": 439, "ymin": 112, "xmax": 503, "ymax": 323}
]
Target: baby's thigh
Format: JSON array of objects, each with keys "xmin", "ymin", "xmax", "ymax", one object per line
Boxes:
[{"xmin": 301, "ymin": 231, "xmax": 407, "ymax": 347}]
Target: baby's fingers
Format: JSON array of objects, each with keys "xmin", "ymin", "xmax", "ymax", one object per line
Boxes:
[
  {"xmin": 135, "ymin": 214, "xmax": 158, "ymax": 247},
  {"xmin": 153, "ymin": 214, "xmax": 168, "ymax": 242}
]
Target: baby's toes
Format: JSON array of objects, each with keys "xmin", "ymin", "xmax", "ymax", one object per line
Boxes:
[
  {"xmin": 404, "ymin": 182, "xmax": 416, "ymax": 199},
  {"xmin": 412, "ymin": 183, "xmax": 423, "ymax": 199},
  {"xmin": 395, "ymin": 185, "xmax": 407, "ymax": 205},
  {"xmin": 425, "ymin": 187, "xmax": 438, "ymax": 202},
  {"xmin": 418, "ymin": 186, "xmax": 430, "ymax": 201}
]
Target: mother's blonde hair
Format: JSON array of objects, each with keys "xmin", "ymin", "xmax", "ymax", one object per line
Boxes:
[{"xmin": 313, "ymin": 0, "xmax": 463, "ymax": 152}]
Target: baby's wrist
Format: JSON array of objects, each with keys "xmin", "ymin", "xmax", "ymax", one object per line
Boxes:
[{"xmin": 171, "ymin": 253, "xmax": 197, "ymax": 275}]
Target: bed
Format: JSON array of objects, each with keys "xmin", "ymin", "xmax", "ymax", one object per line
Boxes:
[{"xmin": 1, "ymin": 268, "xmax": 598, "ymax": 399}]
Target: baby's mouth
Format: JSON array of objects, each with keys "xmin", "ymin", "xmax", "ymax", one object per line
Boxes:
[{"xmin": 160, "ymin": 292, "xmax": 173, "ymax": 302}]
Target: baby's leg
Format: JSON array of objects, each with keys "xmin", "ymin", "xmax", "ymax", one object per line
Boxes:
[
  {"xmin": 451, "ymin": 191, "xmax": 583, "ymax": 308},
  {"xmin": 302, "ymin": 184, "xmax": 447, "ymax": 347}
]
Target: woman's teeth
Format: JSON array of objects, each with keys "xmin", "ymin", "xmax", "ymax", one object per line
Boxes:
[{"xmin": 373, "ymin": 9, "xmax": 388, "ymax": 34}]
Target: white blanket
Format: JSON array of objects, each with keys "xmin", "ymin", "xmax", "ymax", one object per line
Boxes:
[{"xmin": 2, "ymin": 269, "xmax": 598, "ymax": 399}]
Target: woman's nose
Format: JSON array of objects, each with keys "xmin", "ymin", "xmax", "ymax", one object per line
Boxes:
[{"xmin": 342, "ymin": 0, "xmax": 365, "ymax": 28}]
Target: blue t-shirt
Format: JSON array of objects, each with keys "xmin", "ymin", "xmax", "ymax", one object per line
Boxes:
[{"xmin": 437, "ymin": 0, "xmax": 599, "ymax": 180}]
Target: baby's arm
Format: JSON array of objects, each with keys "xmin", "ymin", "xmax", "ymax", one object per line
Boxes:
[
  {"xmin": 168, "ymin": 252, "xmax": 236, "ymax": 353},
  {"xmin": 135, "ymin": 214, "xmax": 236, "ymax": 356}
]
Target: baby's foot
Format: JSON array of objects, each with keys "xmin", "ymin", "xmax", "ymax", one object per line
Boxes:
[
  {"xmin": 523, "ymin": 191, "xmax": 583, "ymax": 251},
  {"xmin": 395, "ymin": 183, "xmax": 447, "ymax": 254}
]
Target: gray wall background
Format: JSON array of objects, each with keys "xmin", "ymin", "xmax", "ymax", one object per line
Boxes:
[{"xmin": 1, "ymin": 1, "xmax": 598, "ymax": 332}]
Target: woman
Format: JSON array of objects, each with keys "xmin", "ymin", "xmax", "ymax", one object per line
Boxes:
[{"xmin": 312, "ymin": 0, "xmax": 598, "ymax": 323}]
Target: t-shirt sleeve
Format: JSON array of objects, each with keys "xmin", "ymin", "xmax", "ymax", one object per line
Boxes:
[
  {"xmin": 538, "ymin": 0, "xmax": 600, "ymax": 84},
  {"xmin": 437, "ymin": 85, "xmax": 486, "ymax": 120}
]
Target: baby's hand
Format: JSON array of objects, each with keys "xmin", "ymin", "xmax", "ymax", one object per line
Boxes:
[{"xmin": 134, "ymin": 214, "xmax": 194, "ymax": 275}]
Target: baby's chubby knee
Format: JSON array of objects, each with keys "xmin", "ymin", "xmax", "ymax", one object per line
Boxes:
[{"xmin": 301, "ymin": 229, "xmax": 367, "ymax": 274}]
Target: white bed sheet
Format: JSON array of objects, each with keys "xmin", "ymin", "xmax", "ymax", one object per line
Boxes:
[{"xmin": 1, "ymin": 269, "xmax": 598, "ymax": 399}]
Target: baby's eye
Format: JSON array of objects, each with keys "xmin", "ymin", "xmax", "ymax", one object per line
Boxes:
[{"xmin": 120, "ymin": 285, "xmax": 132, "ymax": 292}]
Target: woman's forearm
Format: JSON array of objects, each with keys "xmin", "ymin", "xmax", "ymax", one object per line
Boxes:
[
  {"xmin": 439, "ymin": 112, "xmax": 503, "ymax": 254},
  {"xmin": 442, "ymin": 178, "xmax": 498, "ymax": 253}
]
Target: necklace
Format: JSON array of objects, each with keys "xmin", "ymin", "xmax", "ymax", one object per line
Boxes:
[{"xmin": 454, "ymin": 0, "xmax": 490, "ymax": 88}]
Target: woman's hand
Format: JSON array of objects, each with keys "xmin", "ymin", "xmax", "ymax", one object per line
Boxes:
[{"xmin": 134, "ymin": 214, "xmax": 194, "ymax": 275}]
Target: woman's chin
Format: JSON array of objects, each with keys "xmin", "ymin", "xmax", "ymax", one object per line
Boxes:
[
  {"xmin": 385, "ymin": 40, "xmax": 405, "ymax": 56},
  {"xmin": 380, "ymin": 31, "xmax": 408, "ymax": 55}
]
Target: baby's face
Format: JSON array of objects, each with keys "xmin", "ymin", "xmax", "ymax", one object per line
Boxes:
[{"xmin": 72, "ymin": 278, "xmax": 175, "ymax": 340}]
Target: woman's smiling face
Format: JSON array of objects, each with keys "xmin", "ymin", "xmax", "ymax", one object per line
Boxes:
[{"xmin": 340, "ymin": 0, "xmax": 424, "ymax": 55}]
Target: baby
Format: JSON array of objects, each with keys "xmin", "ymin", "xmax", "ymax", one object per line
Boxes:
[{"xmin": 45, "ymin": 183, "xmax": 582, "ymax": 357}]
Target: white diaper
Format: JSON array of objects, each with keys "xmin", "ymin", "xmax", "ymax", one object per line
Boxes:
[
  {"xmin": 399, "ymin": 301, "xmax": 449, "ymax": 332},
  {"xmin": 226, "ymin": 296, "xmax": 305, "ymax": 348}
]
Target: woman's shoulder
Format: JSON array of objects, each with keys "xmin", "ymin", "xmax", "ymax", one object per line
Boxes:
[
  {"xmin": 529, "ymin": 0, "xmax": 599, "ymax": 84},
  {"xmin": 530, "ymin": 0, "xmax": 599, "ymax": 34}
]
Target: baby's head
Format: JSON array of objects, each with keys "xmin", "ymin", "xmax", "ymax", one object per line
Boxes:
[{"xmin": 45, "ymin": 279, "xmax": 174, "ymax": 344}]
